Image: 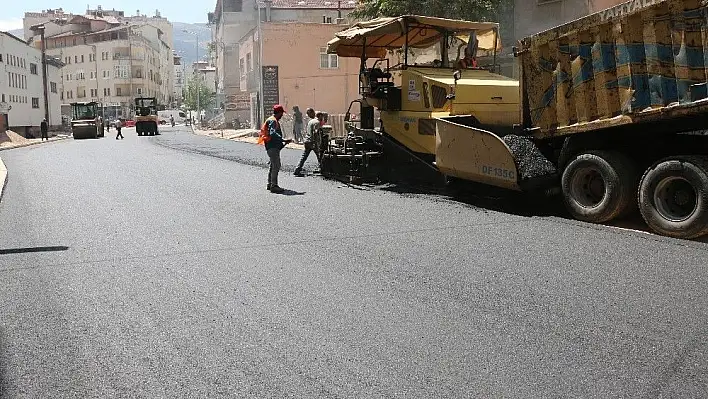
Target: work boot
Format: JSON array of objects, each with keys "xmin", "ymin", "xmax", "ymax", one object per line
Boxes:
[
  {"xmin": 267, "ymin": 184, "xmax": 271, "ymax": 191},
  {"xmin": 269, "ymin": 185, "xmax": 284, "ymax": 194}
]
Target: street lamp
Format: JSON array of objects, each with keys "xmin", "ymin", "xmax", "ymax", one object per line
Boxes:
[{"xmin": 182, "ymin": 30, "xmax": 200, "ymax": 122}]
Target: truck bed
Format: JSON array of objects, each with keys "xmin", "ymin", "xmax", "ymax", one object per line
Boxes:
[{"xmin": 519, "ymin": 0, "xmax": 708, "ymax": 139}]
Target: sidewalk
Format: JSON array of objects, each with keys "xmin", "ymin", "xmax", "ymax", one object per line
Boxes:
[
  {"xmin": 192, "ymin": 127, "xmax": 306, "ymax": 150},
  {"xmin": 0, "ymin": 129, "xmax": 71, "ymax": 151}
]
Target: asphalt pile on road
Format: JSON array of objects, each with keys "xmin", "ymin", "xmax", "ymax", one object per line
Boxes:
[
  {"xmin": 503, "ymin": 134, "xmax": 557, "ymax": 180},
  {"xmin": 0, "ymin": 130, "xmax": 32, "ymax": 147}
]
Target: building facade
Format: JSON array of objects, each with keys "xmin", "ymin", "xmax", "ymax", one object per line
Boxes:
[
  {"xmin": 237, "ymin": 22, "xmax": 360, "ymax": 126},
  {"xmin": 24, "ymin": 8, "xmax": 175, "ymax": 119},
  {"xmin": 0, "ymin": 32, "xmax": 63, "ymax": 135},
  {"xmin": 210, "ymin": 0, "xmax": 355, "ymax": 124}
]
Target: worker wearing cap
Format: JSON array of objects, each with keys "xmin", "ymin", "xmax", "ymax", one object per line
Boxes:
[{"xmin": 264, "ymin": 104, "xmax": 291, "ymax": 193}]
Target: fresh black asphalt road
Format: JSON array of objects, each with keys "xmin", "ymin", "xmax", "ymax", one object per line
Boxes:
[{"xmin": 1, "ymin": 125, "xmax": 707, "ymax": 398}]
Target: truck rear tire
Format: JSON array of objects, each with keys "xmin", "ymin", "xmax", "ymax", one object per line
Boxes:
[
  {"xmin": 561, "ymin": 151, "xmax": 638, "ymax": 223},
  {"xmin": 638, "ymin": 156, "xmax": 708, "ymax": 239}
]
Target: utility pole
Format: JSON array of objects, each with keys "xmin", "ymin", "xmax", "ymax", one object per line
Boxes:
[{"xmin": 33, "ymin": 25, "xmax": 51, "ymax": 124}]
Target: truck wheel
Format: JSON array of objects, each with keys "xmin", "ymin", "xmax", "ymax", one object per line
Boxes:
[
  {"xmin": 638, "ymin": 156, "xmax": 708, "ymax": 239},
  {"xmin": 561, "ymin": 151, "xmax": 638, "ymax": 223}
]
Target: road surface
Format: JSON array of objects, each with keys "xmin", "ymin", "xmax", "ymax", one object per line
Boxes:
[{"xmin": 0, "ymin": 125, "xmax": 706, "ymax": 398}]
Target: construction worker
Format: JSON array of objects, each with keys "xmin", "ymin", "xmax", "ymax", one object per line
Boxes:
[
  {"xmin": 115, "ymin": 118, "xmax": 124, "ymax": 140},
  {"xmin": 294, "ymin": 109, "xmax": 323, "ymax": 177},
  {"xmin": 292, "ymin": 105, "xmax": 303, "ymax": 143},
  {"xmin": 262, "ymin": 104, "xmax": 291, "ymax": 193},
  {"xmin": 40, "ymin": 118, "xmax": 48, "ymax": 141}
]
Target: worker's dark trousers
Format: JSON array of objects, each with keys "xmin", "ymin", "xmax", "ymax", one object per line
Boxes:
[
  {"xmin": 267, "ymin": 147, "xmax": 281, "ymax": 188},
  {"xmin": 41, "ymin": 131, "xmax": 48, "ymax": 141},
  {"xmin": 116, "ymin": 128, "xmax": 123, "ymax": 139},
  {"xmin": 294, "ymin": 142, "xmax": 317, "ymax": 173}
]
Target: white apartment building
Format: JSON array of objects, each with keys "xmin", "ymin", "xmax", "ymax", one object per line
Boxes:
[
  {"xmin": 24, "ymin": 8, "xmax": 175, "ymax": 119},
  {"xmin": 0, "ymin": 32, "xmax": 62, "ymax": 135}
]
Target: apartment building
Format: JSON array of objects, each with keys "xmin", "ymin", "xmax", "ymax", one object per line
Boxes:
[
  {"xmin": 237, "ymin": 22, "xmax": 359, "ymax": 125},
  {"xmin": 24, "ymin": 8, "xmax": 175, "ymax": 119},
  {"xmin": 210, "ymin": 0, "xmax": 355, "ymax": 123},
  {"xmin": 0, "ymin": 32, "xmax": 63, "ymax": 135}
]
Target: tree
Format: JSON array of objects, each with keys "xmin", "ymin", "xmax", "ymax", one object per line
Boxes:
[
  {"xmin": 351, "ymin": 0, "xmax": 514, "ymax": 46},
  {"xmin": 183, "ymin": 76, "xmax": 214, "ymax": 112}
]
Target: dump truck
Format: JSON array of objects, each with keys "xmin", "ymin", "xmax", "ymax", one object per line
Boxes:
[
  {"xmin": 134, "ymin": 97, "xmax": 159, "ymax": 136},
  {"xmin": 324, "ymin": 6, "xmax": 708, "ymax": 239},
  {"xmin": 70, "ymin": 101, "xmax": 104, "ymax": 139}
]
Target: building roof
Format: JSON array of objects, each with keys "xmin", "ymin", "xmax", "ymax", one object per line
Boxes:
[
  {"xmin": 0, "ymin": 31, "xmax": 29, "ymax": 46},
  {"xmin": 257, "ymin": 0, "xmax": 356, "ymax": 8},
  {"xmin": 46, "ymin": 24, "xmax": 128, "ymax": 39}
]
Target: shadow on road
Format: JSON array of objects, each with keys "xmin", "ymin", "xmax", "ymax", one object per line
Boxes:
[
  {"xmin": 376, "ymin": 181, "xmax": 708, "ymax": 245},
  {"xmin": 0, "ymin": 246, "xmax": 69, "ymax": 255},
  {"xmin": 276, "ymin": 189, "xmax": 305, "ymax": 196}
]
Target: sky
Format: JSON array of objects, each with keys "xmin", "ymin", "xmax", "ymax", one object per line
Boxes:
[{"xmin": 0, "ymin": 0, "xmax": 212, "ymax": 31}]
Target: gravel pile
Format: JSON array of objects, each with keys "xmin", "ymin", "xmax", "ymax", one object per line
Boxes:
[
  {"xmin": 502, "ymin": 135, "xmax": 557, "ymax": 181},
  {"xmin": 0, "ymin": 130, "xmax": 32, "ymax": 147}
]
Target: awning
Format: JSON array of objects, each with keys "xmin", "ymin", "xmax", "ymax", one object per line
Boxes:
[{"xmin": 327, "ymin": 15, "xmax": 500, "ymax": 58}]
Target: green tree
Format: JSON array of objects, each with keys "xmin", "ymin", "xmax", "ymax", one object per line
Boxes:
[
  {"xmin": 184, "ymin": 76, "xmax": 214, "ymax": 112},
  {"xmin": 351, "ymin": 0, "xmax": 514, "ymax": 46}
]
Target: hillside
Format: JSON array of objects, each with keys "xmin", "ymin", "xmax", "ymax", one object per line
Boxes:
[{"xmin": 5, "ymin": 22, "xmax": 210, "ymax": 66}]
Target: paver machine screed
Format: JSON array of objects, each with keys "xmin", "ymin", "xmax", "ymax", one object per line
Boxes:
[{"xmin": 135, "ymin": 97, "xmax": 160, "ymax": 136}]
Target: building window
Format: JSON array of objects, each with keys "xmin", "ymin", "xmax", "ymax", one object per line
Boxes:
[
  {"xmin": 75, "ymin": 55, "xmax": 78, "ymax": 64},
  {"xmin": 90, "ymin": 71, "xmax": 96, "ymax": 79},
  {"xmin": 104, "ymin": 88, "xmax": 111, "ymax": 96},
  {"xmin": 319, "ymin": 47, "xmax": 338, "ymax": 69},
  {"xmin": 116, "ymin": 87, "xmax": 122, "ymax": 96},
  {"xmin": 137, "ymin": 88, "xmax": 143, "ymax": 95},
  {"xmin": 246, "ymin": 53, "xmax": 252, "ymax": 71},
  {"xmin": 103, "ymin": 70, "xmax": 110, "ymax": 79},
  {"xmin": 50, "ymin": 82, "xmax": 57, "ymax": 93},
  {"xmin": 32, "ymin": 97, "xmax": 39, "ymax": 108},
  {"xmin": 240, "ymin": 58, "xmax": 245, "ymax": 78},
  {"xmin": 0, "ymin": 54, "xmax": 3, "ymax": 62},
  {"xmin": 30, "ymin": 63, "xmax": 38, "ymax": 74},
  {"xmin": 90, "ymin": 88, "xmax": 97, "ymax": 97},
  {"xmin": 77, "ymin": 70, "xmax": 85, "ymax": 80},
  {"xmin": 81, "ymin": 54, "xmax": 85, "ymax": 63},
  {"xmin": 114, "ymin": 65, "xmax": 129, "ymax": 79}
]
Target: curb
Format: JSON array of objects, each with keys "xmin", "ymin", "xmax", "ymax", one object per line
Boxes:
[
  {"xmin": 0, "ymin": 135, "xmax": 70, "ymax": 152},
  {"xmin": 0, "ymin": 157, "xmax": 6, "ymax": 203}
]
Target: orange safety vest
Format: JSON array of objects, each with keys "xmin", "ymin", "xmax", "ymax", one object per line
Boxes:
[{"xmin": 258, "ymin": 116, "xmax": 279, "ymax": 145}]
